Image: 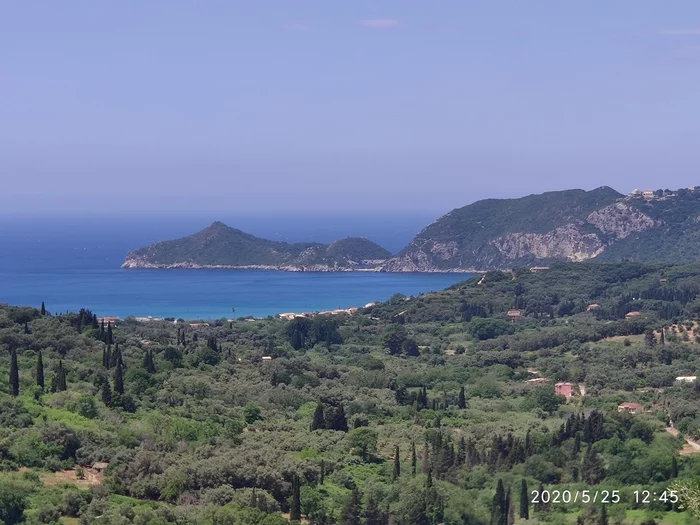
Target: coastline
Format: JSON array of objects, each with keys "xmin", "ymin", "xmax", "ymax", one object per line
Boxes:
[{"xmin": 120, "ymin": 260, "xmax": 483, "ymax": 274}]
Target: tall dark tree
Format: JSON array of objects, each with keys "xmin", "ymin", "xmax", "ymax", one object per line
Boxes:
[
  {"xmin": 290, "ymin": 474, "xmax": 301, "ymax": 521},
  {"xmin": 311, "ymin": 403, "xmax": 325, "ymax": 431},
  {"xmin": 671, "ymin": 455, "xmax": 679, "ymax": 478},
  {"xmin": 99, "ymin": 320, "xmax": 105, "ymax": 342},
  {"xmin": 36, "ymin": 351, "xmax": 44, "ymax": 391},
  {"xmin": 519, "ymin": 479, "xmax": 529, "ymax": 520},
  {"xmin": 421, "ymin": 443, "xmax": 430, "ymax": 474},
  {"xmin": 52, "ymin": 360, "xmax": 67, "ymax": 392},
  {"xmin": 644, "ymin": 329, "xmax": 657, "ymax": 347},
  {"xmin": 599, "ymin": 505, "xmax": 608, "ymax": 525},
  {"xmin": 143, "ymin": 349, "xmax": 156, "ymax": 374},
  {"xmin": 9, "ymin": 348, "xmax": 19, "ymax": 397},
  {"xmin": 106, "ymin": 321, "xmax": 113, "ymax": 345},
  {"xmin": 458, "ymin": 386, "xmax": 466, "ymax": 409},
  {"xmin": 110, "ymin": 343, "xmax": 121, "ymax": 369},
  {"xmin": 411, "ymin": 441, "xmax": 417, "ymax": 476},
  {"xmin": 393, "ymin": 445, "xmax": 401, "ymax": 481},
  {"xmin": 581, "ymin": 444, "xmax": 605, "ymax": 485},
  {"xmin": 40, "ymin": 301, "xmax": 46, "ymax": 315},
  {"xmin": 320, "ymin": 459, "xmax": 325, "ymax": 485},
  {"xmin": 491, "ymin": 479, "xmax": 507, "ymax": 525},
  {"xmin": 101, "ymin": 380, "xmax": 112, "ymax": 407},
  {"xmin": 114, "ymin": 359, "xmax": 125, "ymax": 395},
  {"xmin": 660, "ymin": 327, "xmax": 666, "ymax": 345},
  {"xmin": 363, "ymin": 495, "xmax": 387, "ymax": 525},
  {"xmin": 339, "ymin": 487, "xmax": 362, "ymax": 525},
  {"xmin": 23, "ymin": 321, "xmax": 30, "ymax": 335},
  {"xmin": 331, "ymin": 404, "xmax": 348, "ymax": 432}
]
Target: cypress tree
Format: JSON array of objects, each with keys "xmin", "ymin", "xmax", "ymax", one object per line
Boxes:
[
  {"xmin": 101, "ymin": 380, "xmax": 112, "ymax": 407},
  {"xmin": 290, "ymin": 474, "xmax": 301, "ymax": 521},
  {"xmin": 320, "ymin": 459, "xmax": 325, "ymax": 485},
  {"xmin": 411, "ymin": 441, "xmax": 417, "ymax": 476},
  {"xmin": 144, "ymin": 349, "xmax": 156, "ymax": 374},
  {"xmin": 24, "ymin": 321, "xmax": 30, "ymax": 334},
  {"xmin": 311, "ymin": 403, "xmax": 325, "ymax": 431},
  {"xmin": 36, "ymin": 351, "xmax": 44, "ymax": 391},
  {"xmin": 573, "ymin": 433, "xmax": 581, "ymax": 456},
  {"xmin": 491, "ymin": 479, "xmax": 506, "ymax": 525},
  {"xmin": 340, "ymin": 487, "xmax": 362, "ymax": 525},
  {"xmin": 599, "ymin": 505, "xmax": 608, "ymax": 525},
  {"xmin": 671, "ymin": 455, "xmax": 679, "ymax": 478},
  {"xmin": 363, "ymin": 495, "xmax": 385, "ymax": 525},
  {"xmin": 99, "ymin": 320, "xmax": 105, "ymax": 341},
  {"xmin": 393, "ymin": 445, "xmax": 401, "ymax": 481},
  {"xmin": 92, "ymin": 314, "xmax": 98, "ymax": 329},
  {"xmin": 519, "ymin": 479, "xmax": 529, "ymax": 520},
  {"xmin": 106, "ymin": 321, "xmax": 113, "ymax": 345},
  {"xmin": 54, "ymin": 360, "xmax": 67, "ymax": 392},
  {"xmin": 114, "ymin": 359, "xmax": 125, "ymax": 395},
  {"xmin": 421, "ymin": 443, "xmax": 430, "ymax": 473},
  {"xmin": 458, "ymin": 386, "xmax": 466, "ymax": 409},
  {"xmin": 660, "ymin": 327, "xmax": 666, "ymax": 345},
  {"xmin": 110, "ymin": 343, "xmax": 121, "ymax": 369},
  {"xmin": 9, "ymin": 348, "xmax": 19, "ymax": 397},
  {"xmin": 41, "ymin": 301, "xmax": 46, "ymax": 315}
]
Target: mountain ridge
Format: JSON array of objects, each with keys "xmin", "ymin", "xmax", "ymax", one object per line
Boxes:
[{"xmin": 123, "ymin": 186, "xmax": 700, "ymax": 272}]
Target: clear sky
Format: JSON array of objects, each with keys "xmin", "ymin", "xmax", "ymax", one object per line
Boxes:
[{"xmin": 2, "ymin": 1, "xmax": 700, "ymax": 215}]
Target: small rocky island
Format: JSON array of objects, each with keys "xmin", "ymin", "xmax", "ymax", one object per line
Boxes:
[{"xmin": 122, "ymin": 221, "xmax": 393, "ymax": 272}]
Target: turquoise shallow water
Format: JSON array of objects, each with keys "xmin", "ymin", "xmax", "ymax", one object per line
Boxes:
[
  {"xmin": 0, "ymin": 215, "xmax": 469, "ymax": 320},
  {"xmin": 0, "ymin": 268, "xmax": 469, "ymax": 320}
]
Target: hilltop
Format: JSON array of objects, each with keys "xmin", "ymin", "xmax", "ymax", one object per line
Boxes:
[
  {"xmin": 382, "ymin": 185, "xmax": 700, "ymax": 271},
  {"xmin": 124, "ymin": 186, "xmax": 700, "ymax": 272},
  {"xmin": 122, "ymin": 221, "xmax": 392, "ymax": 271}
]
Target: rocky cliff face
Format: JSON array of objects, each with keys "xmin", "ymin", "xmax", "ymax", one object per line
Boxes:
[
  {"xmin": 586, "ymin": 202, "xmax": 657, "ymax": 240},
  {"xmin": 490, "ymin": 225, "xmax": 605, "ymax": 262},
  {"xmin": 380, "ymin": 187, "xmax": 677, "ymax": 271}
]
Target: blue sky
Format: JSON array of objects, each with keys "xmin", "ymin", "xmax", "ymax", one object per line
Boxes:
[{"xmin": 2, "ymin": 1, "xmax": 700, "ymax": 215}]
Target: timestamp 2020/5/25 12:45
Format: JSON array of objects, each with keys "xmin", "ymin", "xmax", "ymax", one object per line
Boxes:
[{"xmin": 531, "ymin": 489, "xmax": 679, "ymax": 505}]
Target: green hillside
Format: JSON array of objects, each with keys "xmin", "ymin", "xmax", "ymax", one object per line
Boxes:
[{"xmin": 4, "ymin": 262, "xmax": 700, "ymax": 523}]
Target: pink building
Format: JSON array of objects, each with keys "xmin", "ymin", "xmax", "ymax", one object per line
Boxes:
[{"xmin": 554, "ymin": 382, "xmax": 575, "ymax": 398}]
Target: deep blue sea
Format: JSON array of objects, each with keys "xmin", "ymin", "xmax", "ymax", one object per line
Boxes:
[{"xmin": 0, "ymin": 214, "xmax": 470, "ymax": 320}]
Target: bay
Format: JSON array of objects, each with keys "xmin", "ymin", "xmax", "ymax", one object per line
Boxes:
[
  {"xmin": 0, "ymin": 214, "xmax": 469, "ymax": 319},
  {"xmin": 0, "ymin": 268, "xmax": 469, "ymax": 320}
]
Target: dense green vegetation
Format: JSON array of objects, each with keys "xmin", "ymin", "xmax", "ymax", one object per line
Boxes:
[
  {"xmin": 123, "ymin": 222, "xmax": 392, "ymax": 269},
  {"xmin": 6, "ymin": 262, "xmax": 700, "ymax": 524}
]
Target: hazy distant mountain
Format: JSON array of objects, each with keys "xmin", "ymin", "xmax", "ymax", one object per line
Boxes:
[
  {"xmin": 122, "ymin": 221, "xmax": 392, "ymax": 271},
  {"xmin": 381, "ymin": 186, "xmax": 700, "ymax": 271},
  {"xmin": 124, "ymin": 186, "xmax": 700, "ymax": 272}
]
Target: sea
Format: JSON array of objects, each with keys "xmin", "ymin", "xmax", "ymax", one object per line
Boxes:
[{"xmin": 0, "ymin": 214, "xmax": 471, "ymax": 320}]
